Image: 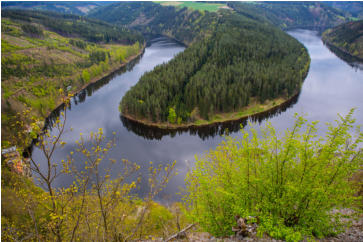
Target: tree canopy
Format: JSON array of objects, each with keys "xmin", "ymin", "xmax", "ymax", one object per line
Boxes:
[
  {"xmin": 2, "ymin": 9, "xmax": 143, "ymax": 44},
  {"xmin": 120, "ymin": 12, "xmax": 310, "ymax": 124}
]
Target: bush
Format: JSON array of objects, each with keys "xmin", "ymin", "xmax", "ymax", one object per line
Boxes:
[
  {"xmin": 185, "ymin": 109, "xmax": 362, "ymax": 241},
  {"xmin": 82, "ymin": 69, "xmax": 91, "ymax": 83},
  {"xmin": 89, "ymin": 50, "xmax": 107, "ymax": 64},
  {"xmin": 21, "ymin": 23, "xmax": 43, "ymax": 38}
]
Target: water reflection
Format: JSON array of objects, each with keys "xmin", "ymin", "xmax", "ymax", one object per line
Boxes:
[
  {"xmin": 323, "ymin": 42, "xmax": 363, "ymax": 71},
  {"xmin": 44, "ymin": 54, "xmax": 143, "ymax": 130}
]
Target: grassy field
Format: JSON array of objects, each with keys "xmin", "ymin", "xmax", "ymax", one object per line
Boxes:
[
  {"xmin": 158, "ymin": 1, "xmax": 228, "ymax": 12},
  {"xmin": 1, "ymin": 18, "xmax": 143, "ymax": 148}
]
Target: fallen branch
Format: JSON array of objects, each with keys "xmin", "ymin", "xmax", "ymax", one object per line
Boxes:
[{"xmin": 165, "ymin": 223, "xmax": 196, "ymax": 242}]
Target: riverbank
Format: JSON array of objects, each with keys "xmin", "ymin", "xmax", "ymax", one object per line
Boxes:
[
  {"xmin": 48, "ymin": 43, "xmax": 146, "ymax": 123},
  {"xmin": 2, "ymin": 43, "xmax": 146, "ymax": 151},
  {"xmin": 321, "ymin": 20, "xmax": 363, "ymax": 61},
  {"xmin": 322, "ymin": 38, "xmax": 363, "ymax": 63},
  {"xmin": 120, "ymin": 54, "xmax": 310, "ymax": 131},
  {"xmin": 121, "ymin": 93, "xmax": 301, "ymax": 131}
]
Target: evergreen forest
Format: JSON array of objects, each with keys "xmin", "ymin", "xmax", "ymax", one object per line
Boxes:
[{"xmin": 120, "ymin": 11, "xmax": 310, "ymax": 125}]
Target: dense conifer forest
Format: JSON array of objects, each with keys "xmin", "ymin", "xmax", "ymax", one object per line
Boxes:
[{"xmin": 120, "ymin": 11, "xmax": 310, "ymax": 125}]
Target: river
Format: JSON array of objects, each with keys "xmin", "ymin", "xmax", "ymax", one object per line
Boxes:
[{"xmin": 32, "ymin": 30, "xmax": 363, "ymax": 203}]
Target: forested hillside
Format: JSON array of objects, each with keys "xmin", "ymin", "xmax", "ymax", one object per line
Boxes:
[
  {"xmin": 324, "ymin": 1, "xmax": 363, "ymax": 19},
  {"xmin": 90, "ymin": 1, "xmax": 359, "ymax": 35},
  {"xmin": 1, "ymin": 10, "xmax": 144, "ymax": 147},
  {"xmin": 322, "ymin": 20, "xmax": 363, "ymax": 60},
  {"xmin": 120, "ymin": 11, "xmax": 310, "ymax": 126},
  {"xmin": 88, "ymin": 1, "xmax": 220, "ymax": 45},
  {"xmin": 228, "ymin": 1, "xmax": 352, "ymax": 31},
  {"xmin": 1, "ymin": 1, "xmax": 111, "ymax": 15},
  {"xmin": 2, "ymin": 10, "xmax": 143, "ymax": 44}
]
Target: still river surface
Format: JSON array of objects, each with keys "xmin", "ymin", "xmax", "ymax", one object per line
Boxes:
[{"xmin": 32, "ymin": 30, "xmax": 363, "ymax": 203}]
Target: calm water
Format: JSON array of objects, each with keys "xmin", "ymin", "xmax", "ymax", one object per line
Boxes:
[{"xmin": 32, "ymin": 30, "xmax": 363, "ymax": 203}]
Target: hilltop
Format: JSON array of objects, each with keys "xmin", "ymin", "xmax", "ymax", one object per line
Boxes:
[
  {"xmin": 1, "ymin": 1, "xmax": 111, "ymax": 15},
  {"xmin": 228, "ymin": 2, "xmax": 353, "ymax": 31}
]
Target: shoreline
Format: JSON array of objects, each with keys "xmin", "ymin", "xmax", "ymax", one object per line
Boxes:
[
  {"xmin": 121, "ymin": 92, "xmax": 302, "ymax": 131},
  {"xmin": 322, "ymin": 38, "xmax": 363, "ymax": 62},
  {"xmin": 120, "ymin": 54, "xmax": 310, "ymax": 131},
  {"xmin": 22, "ymin": 44, "xmax": 146, "ymax": 154},
  {"xmin": 46, "ymin": 44, "xmax": 146, "ymax": 122},
  {"xmin": 120, "ymin": 33, "xmax": 311, "ymax": 132}
]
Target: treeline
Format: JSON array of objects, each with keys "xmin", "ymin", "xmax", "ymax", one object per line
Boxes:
[
  {"xmin": 228, "ymin": 2, "xmax": 349, "ymax": 30},
  {"xmin": 322, "ymin": 20, "xmax": 363, "ymax": 60},
  {"xmin": 88, "ymin": 1, "xmax": 220, "ymax": 45},
  {"xmin": 90, "ymin": 1, "xmax": 353, "ymax": 37},
  {"xmin": 88, "ymin": 2, "xmax": 164, "ymax": 26},
  {"xmin": 2, "ymin": 9, "xmax": 143, "ymax": 44},
  {"xmin": 1, "ymin": 1, "xmax": 111, "ymax": 16},
  {"xmin": 121, "ymin": 12, "xmax": 310, "ymax": 123}
]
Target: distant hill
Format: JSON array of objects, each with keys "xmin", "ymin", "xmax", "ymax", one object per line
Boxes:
[
  {"xmin": 322, "ymin": 20, "xmax": 363, "ymax": 60},
  {"xmin": 2, "ymin": 9, "xmax": 143, "ymax": 44},
  {"xmin": 323, "ymin": 1, "xmax": 363, "ymax": 19},
  {"xmin": 1, "ymin": 1, "xmax": 111, "ymax": 15},
  {"xmin": 228, "ymin": 1, "xmax": 352, "ymax": 31},
  {"xmin": 88, "ymin": 1, "xmax": 220, "ymax": 46},
  {"xmin": 88, "ymin": 2, "xmax": 164, "ymax": 26}
]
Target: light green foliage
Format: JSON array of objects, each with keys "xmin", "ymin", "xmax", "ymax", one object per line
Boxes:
[
  {"xmin": 1, "ymin": 40, "xmax": 23, "ymax": 52},
  {"xmin": 168, "ymin": 107, "xmax": 177, "ymax": 124},
  {"xmin": 32, "ymin": 85, "xmax": 48, "ymax": 97},
  {"xmin": 114, "ymin": 47, "xmax": 127, "ymax": 63},
  {"xmin": 110, "ymin": 41, "xmax": 141, "ymax": 63},
  {"xmin": 185, "ymin": 109, "xmax": 363, "ymax": 240},
  {"xmin": 82, "ymin": 70, "xmax": 91, "ymax": 83},
  {"xmin": 1, "ymin": 16, "xmax": 143, "ymax": 145},
  {"xmin": 177, "ymin": 117, "xmax": 182, "ymax": 125},
  {"xmin": 2, "ymin": 105, "xmax": 181, "ymax": 241}
]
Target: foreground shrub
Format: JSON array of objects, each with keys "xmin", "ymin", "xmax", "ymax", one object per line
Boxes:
[
  {"xmin": 2, "ymin": 102, "xmax": 181, "ymax": 241},
  {"xmin": 185, "ymin": 109, "xmax": 362, "ymax": 241}
]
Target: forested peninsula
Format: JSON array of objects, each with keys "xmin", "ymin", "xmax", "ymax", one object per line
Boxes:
[
  {"xmin": 119, "ymin": 10, "xmax": 310, "ymax": 128},
  {"xmin": 1, "ymin": 10, "xmax": 144, "ymax": 146},
  {"xmin": 322, "ymin": 20, "xmax": 363, "ymax": 60}
]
